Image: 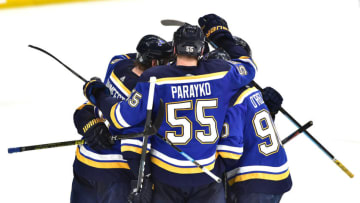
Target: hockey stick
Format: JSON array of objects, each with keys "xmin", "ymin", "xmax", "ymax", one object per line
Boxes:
[
  {"xmin": 160, "ymin": 19, "xmax": 219, "ymax": 49},
  {"xmin": 8, "ymin": 140, "xmax": 85, "ymax": 154},
  {"xmin": 154, "ymin": 132, "xmax": 222, "ymax": 183},
  {"xmin": 251, "ymin": 81, "xmax": 354, "ymax": 178},
  {"xmin": 160, "ymin": 19, "xmax": 185, "ymax": 26},
  {"xmin": 281, "ymin": 121, "xmax": 313, "ymax": 145},
  {"xmin": 134, "ymin": 77, "xmax": 157, "ymax": 194},
  {"xmin": 8, "ymin": 109, "xmax": 164, "ymax": 154},
  {"xmin": 29, "ymin": 45, "xmax": 87, "ymax": 83}
]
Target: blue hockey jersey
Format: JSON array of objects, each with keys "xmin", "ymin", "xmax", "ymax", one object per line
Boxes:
[
  {"xmin": 94, "ymin": 57, "xmax": 257, "ymax": 187},
  {"xmin": 73, "ymin": 53, "xmax": 137, "ymax": 182},
  {"xmin": 225, "ymin": 87, "xmax": 292, "ymax": 194}
]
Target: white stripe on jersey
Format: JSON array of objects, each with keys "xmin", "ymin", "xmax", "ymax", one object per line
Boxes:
[
  {"xmin": 151, "ymin": 148, "xmax": 216, "ymax": 167},
  {"xmin": 121, "ymin": 139, "xmax": 151, "ymax": 150},
  {"xmin": 79, "ymin": 145, "xmax": 127, "ymax": 162},
  {"xmin": 217, "ymin": 145, "xmax": 243, "ymax": 154},
  {"xmin": 227, "ymin": 162, "xmax": 289, "ymax": 178},
  {"xmin": 115, "ymin": 104, "xmax": 130, "ymax": 128}
]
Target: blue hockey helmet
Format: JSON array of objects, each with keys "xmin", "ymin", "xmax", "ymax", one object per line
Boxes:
[
  {"xmin": 173, "ymin": 23, "xmax": 205, "ymax": 58},
  {"xmin": 136, "ymin": 35, "xmax": 172, "ymax": 67},
  {"xmin": 203, "ymin": 48, "xmax": 231, "ymax": 61},
  {"xmin": 233, "ymin": 36, "xmax": 252, "ymax": 57}
]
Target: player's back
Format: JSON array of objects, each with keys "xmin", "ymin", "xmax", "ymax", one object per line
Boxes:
[
  {"xmin": 73, "ymin": 53, "xmax": 137, "ymax": 183},
  {"xmin": 135, "ymin": 58, "xmax": 256, "ymax": 187},
  {"xmin": 226, "ymin": 87, "xmax": 292, "ymax": 194}
]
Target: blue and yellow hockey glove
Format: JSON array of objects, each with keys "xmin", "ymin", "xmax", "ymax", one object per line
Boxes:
[
  {"xmin": 198, "ymin": 14, "xmax": 233, "ymax": 47},
  {"xmin": 73, "ymin": 104, "xmax": 114, "ymax": 151},
  {"xmin": 262, "ymin": 87, "xmax": 283, "ymax": 119},
  {"xmin": 83, "ymin": 77, "xmax": 110, "ymax": 106}
]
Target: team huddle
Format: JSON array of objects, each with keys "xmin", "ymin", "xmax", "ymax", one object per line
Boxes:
[{"xmin": 70, "ymin": 14, "xmax": 292, "ymax": 203}]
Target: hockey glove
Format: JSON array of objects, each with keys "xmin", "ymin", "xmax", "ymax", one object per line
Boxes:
[
  {"xmin": 74, "ymin": 105, "xmax": 114, "ymax": 151},
  {"xmin": 198, "ymin": 14, "xmax": 233, "ymax": 46},
  {"xmin": 128, "ymin": 177, "xmax": 153, "ymax": 203},
  {"xmin": 83, "ymin": 77, "xmax": 110, "ymax": 106},
  {"xmin": 262, "ymin": 87, "xmax": 283, "ymax": 119}
]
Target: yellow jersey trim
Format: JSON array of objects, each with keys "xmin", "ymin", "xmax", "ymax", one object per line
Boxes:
[
  {"xmin": 110, "ymin": 72, "xmax": 131, "ymax": 95},
  {"xmin": 121, "ymin": 145, "xmax": 150, "ymax": 154},
  {"xmin": 110, "ymin": 104, "xmax": 123, "ymax": 129},
  {"xmin": 218, "ymin": 151, "xmax": 242, "ymax": 160},
  {"xmin": 228, "ymin": 170, "xmax": 290, "ymax": 186},
  {"xmin": 156, "ymin": 71, "xmax": 228, "ymax": 83},
  {"xmin": 76, "ymin": 147, "xmax": 130, "ymax": 169},
  {"xmin": 234, "ymin": 87, "xmax": 258, "ymax": 105}
]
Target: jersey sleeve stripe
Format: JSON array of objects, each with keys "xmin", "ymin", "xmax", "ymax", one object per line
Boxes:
[
  {"xmin": 218, "ymin": 151, "xmax": 242, "ymax": 160},
  {"xmin": 228, "ymin": 162, "xmax": 289, "ymax": 176},
  {"xmin": 76, "ymin": 146, "xmax": 130, "ymax": 169},
  {"xmin": 110, "ymin": 103, "xmax": 131, "ymax": 129},
  {"xmin": 234, "ymin": 87, "xmax": 259, "ymax": 105},
  {"xmin": 121, "ymin": 139, "xmax": 151, "ymax": 154},
  {"xmin": 110, "ymin": 103, "xmax": 124, "ymax": 129},
  {"xmin": 217, "ymin": 145, "xmax": 244, "ymax": 154},
  {"xmin": 78, "ymin": 145, "xmax": 126, "ymax": 161},
  {"xmin": 110, "ymin": 72, "xmax": 131, "ymax": 96},
  {"xmin": 155, "ymin": 71, "xmax": 228, "ymax": 85},
  {"xmin": 228, "ymin": 170, "xmax": 290, "ymax": 186},
  {"xmin": 121, "ymin": 145, "xmax": 150, "ymax": 154}
]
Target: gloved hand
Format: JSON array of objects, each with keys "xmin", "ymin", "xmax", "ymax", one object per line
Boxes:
[
  {"xmin": 83, "ymin": 77, "xmax": 110, "ymax": 105},
  {"xmin": 198, "ymin": 14, "xmax": 233, "ymax": 46},
  {"xmin": 262, "ymin": 87, "xmax": 283, "ymax": 118},
  {"xmin": 83, "ymin": 122, "xmax": 114, "ymax": 151},
  {"xmin": 74, "ymin": 104, "xmax": 114, "ymax": 151},
  {"xmin": 128, "ymin": 177, "xmax": 153, "ymax": 203}
]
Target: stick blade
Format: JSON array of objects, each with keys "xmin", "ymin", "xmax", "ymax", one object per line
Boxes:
[{"xmin": 161, "ymin": 19, "xmax": 185, "ymax": 26}]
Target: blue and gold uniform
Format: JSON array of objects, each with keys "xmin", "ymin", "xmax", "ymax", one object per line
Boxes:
[
  {"xmin": 225, "ymin": 87, "xmax": 292, "ymax": 202},
  {"xmin": 71, "ymin": 53, "xmax": 138, "ymax": 203},
  {"xmin": 93, "ymin": 57, "xmax": 257, "ymax": 191}
]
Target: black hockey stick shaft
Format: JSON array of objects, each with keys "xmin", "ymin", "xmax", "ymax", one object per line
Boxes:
[
  {"xmin": 252, "ymin": 81, "xmax": 354, "ymax": 178},
  {"xmin": 28, "ymin": 45, "xmax": 88, "ymax": 82},
  {"xmin": 7, "ymin": 127, "xmax": 162, "ymax": 154},
  {"xmin": 154, "ymin": 132, "xmax": 222, "ymax": 183},
  {"xmin": 8, "ymin": 140, "xmax": 85, "ymax": 154},
  {"xmin": 281, "ymin": 121, "xmax": 313, "ymax": 144}
]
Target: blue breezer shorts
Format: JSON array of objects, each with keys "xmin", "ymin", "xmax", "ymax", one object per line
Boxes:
[
  {"xmin": 152, "ymin": 180, "xmax": 225, "ymax": 203},
  {"xmin": 70, "ymin": 171, "xmax": 131, "ymax": 203}
]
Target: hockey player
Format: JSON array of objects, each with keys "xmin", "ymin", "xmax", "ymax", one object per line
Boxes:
[
  {"xmin": 82, "ymin": 23, "xmax": 257, "ymax": 203},
  {"xmin": 71, "ymin": 34, "xmax": 172, "ymax": 203},
  {"xmin": 199, "ymin": 13, "xmax": 292, "ymax": 203}
]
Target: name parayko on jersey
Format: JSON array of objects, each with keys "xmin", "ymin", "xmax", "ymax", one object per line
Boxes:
[{"xmin": 171, "ymin": 82, "xmax": 212, "ymax": 99}]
